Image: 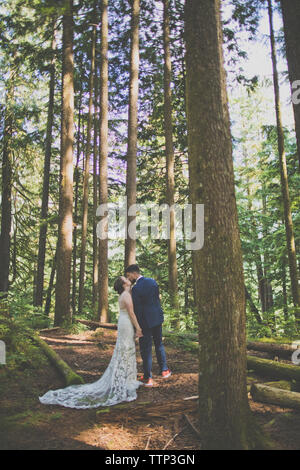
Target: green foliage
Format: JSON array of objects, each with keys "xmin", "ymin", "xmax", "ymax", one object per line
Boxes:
[
  {"xmin": 162, "ymin": 330, "xmax": 198, "ymax": 353},
  {"xmin": 0, "ymin": 314, "xmax": 47, "ymax": 373},
  {"xmin": 7, "ymin": 291, "xmax": 51, "ymax": 330}
]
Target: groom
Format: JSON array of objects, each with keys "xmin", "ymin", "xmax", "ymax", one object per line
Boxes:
[{"xmin": 125, "ymin": 264, "xmax": 171, "ymax": 387}]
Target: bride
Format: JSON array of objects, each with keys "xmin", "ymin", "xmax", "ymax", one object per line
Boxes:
[{"xmin": 39, "ymin": 276, "xmax": 143, "ymax": 409}]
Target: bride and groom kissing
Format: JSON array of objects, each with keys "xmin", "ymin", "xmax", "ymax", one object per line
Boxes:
[{"xmin": 39, "ymin": 264, "xmax": 171, "ymax": 409}]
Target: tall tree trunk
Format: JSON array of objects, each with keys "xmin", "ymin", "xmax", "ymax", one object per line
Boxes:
[
  {"xmin": 267, "ymin": 0, "xmax": 300, "ymax": 315},
  {"xmin": 280, "ymin": 0, "xmax": 300, "ymax": 171},
  {"xmin": 245, "ymin": 286, "xmax": 263, "ymax": 325},
  {"xmin": 71, "ymin": 85, "xmax": 83, "ymax": 316},
  {"xmin": 163, "ymin": 0, "xmax": 180, "ymax": 326},
  {"xmin": 244, "ymin": 158, "xmax": 266, "ymax": 315},
  {"xmin": 45, "ymin": 244, "xmax": 57, "ymax": 317},
  {"xmin": 124, "ymin": 0, "xmax": 140, "ymax": 269},
  {"xmin": 185, "ymin": 0, "xmax": 263, "ymax": 449},
  {"xmin": 93, "ymin": 35, "xmax": 99, "ymax": 318},
  {"xmin": 0, "ymin": 62, "xmax": 15, "ymax": 298},
  {"xmin": 98, "ymin": 0, "xmax": 109, "ymax": 323},
  {"xmin": 54, "ymin": 0, "xmax": 74, "ymax": 327},
  {"xmin": 11, "ymin": 194, "xmax": 17, "ymax": 285},
  {"xmin": 261, "ymin": 187, "xmax": 274, "ymax": 313},
  {"xmin": 281, "ymin": 254, "xmax": 288, "ymax": 321},
  {"xmin": 78, "ymin": 24, "xmax": 96, "ymax": 316},
  {"xmin": 34, "ymin": 22, "xmax": 57, "ymax": 306}
]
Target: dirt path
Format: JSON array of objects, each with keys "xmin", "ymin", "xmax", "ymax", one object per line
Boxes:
[{"xmin": 1, "ymin": 328, "xmax": 300, "ymax": 450}]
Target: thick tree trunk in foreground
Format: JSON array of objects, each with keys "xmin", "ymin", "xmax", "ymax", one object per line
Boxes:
[
  {"xmin": 124, "ymin": 0, "xmax": 139, "ymax": 269},
  {"xmin": 251, "ymin": 383, "xmax": 300, "ymax": 411},
  {"xmin": 54, "ymin": 0, "xmax": 74, "ymax": 326},
  {"xmin": 98, "ymin": 0, "xmax": 109, "ymax": 322},
  {"xmin": 78, "ymin": 24, "xmax": 96, "ymax": 316},
  {"xmin": 185, "ymin": 0, "xmax": 262, "ymax": 449},
  {"xmin": 280, "ymin": 0, "xmax": 300, "ymax": 171},
  {"xmin": 267, "ymin": 0, "xmax": 300, "ymax": 314},
  {"xmin": 35, "ymin": 22, "xmax": 57, "ymax": 307},
  {"xmin": 163, "ymin": 0, "xmax": 180, "ymax": 326}
]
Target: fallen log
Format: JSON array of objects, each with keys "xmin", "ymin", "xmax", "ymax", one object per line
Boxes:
[
  {"xmin": 32, "ymin": 334, "xmax": 84, "ymax": 386},
  {"xmin": 75, "ymin": 319, "xmax": 117, "ymax": 330},
  {"xmin": 96, "ymin": 396, "xmax": 198, "ymax": 422},
  {"xmin": 39, "ymin": 336, "xmax": 94, "ymax": 346},
  {"xmin": 250, "ymin": 383, "xmax": 300, "ymax": 411},
  {"xmin": 264, "ymin": 380, "xmax": 294, "ymax": 391},
  {"xmin": 39, "ymin": 327, "xmax": 62, "ymax": 334},
  {"xmin": 247, "ymin": 341, "xmax": 298, "ymax": 359},
  {"xmin": 162, "ymin": 330, "xmax": 198, "ymax": 341},
  {"xmin": 247, "ymin": 355, "xmax": 300, "ymax": 382}
]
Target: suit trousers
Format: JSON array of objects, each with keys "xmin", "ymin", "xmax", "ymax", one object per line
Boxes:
[{"xmin": 139, "ymin": 323, "xmax": 168, "ymax": 379}]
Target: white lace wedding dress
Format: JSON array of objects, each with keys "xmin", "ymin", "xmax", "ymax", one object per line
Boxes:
[{"xmin": 39, "ymin": 299, "xmax": 142, "ymax": 409}]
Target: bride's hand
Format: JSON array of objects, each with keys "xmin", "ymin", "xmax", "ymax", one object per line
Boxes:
[{"xmin": 135, "ymin": 328, "xmax": 143, "ymax": 338}]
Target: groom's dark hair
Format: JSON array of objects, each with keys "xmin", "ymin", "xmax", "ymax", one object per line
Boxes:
[{"xmin": 125, "ymin": 264, "xmax": 140, "ymax": 274}]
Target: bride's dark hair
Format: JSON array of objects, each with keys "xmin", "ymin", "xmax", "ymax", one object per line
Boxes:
[{"xmin": 114, "ymin": 277, "xmax": 125, "ymax": 295}]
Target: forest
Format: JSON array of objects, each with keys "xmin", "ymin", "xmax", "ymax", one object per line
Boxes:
[{"xmin": 0, "ymin": 0, "xmax": 300, "ymax": 451}]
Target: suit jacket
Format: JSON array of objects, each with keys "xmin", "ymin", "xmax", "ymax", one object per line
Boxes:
[{"xmin": 131, "ymin": 277, "xmax": 164, "ymax": 330}]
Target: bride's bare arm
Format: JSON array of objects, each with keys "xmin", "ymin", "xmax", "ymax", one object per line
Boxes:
[{"xmin": 122, "ymin": 292, "xmax": 143, "ymax": 336}]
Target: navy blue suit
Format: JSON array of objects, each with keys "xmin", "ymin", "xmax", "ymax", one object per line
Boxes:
[{"xmin": 132, "ymin": 277, "xmax": 168, "ymax": 379}]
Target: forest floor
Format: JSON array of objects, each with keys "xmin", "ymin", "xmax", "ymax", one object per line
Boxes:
[{"xmin": 1, "ymin": 326, "xmax": 300, "ymax": 450}]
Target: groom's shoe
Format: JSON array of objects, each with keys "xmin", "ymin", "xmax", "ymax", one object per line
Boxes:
[
  {"xmin": 141, "ymin": 377, "xmax": 154, "ymax": 387},
  {"xmin": 161, "ymin": 369, "xmax": 172, "ymax": 378}
]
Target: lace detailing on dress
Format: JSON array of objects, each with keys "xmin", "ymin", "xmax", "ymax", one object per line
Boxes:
[{"xmin": 39, "ymin": 306, "xmax": 142, "ymax": 409}]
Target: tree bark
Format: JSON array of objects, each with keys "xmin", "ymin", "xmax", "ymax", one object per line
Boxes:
[
  {"xmin": 71, "ymin": 84, "xmax": 83, "ymax": 316},
  {"xmin": 185, "ymin": 0, "xmax": 261, "ymax": 449},
  {"xmin": 44, "ymin": 244, "xmax": 57, "ymax": 316},
  {"xmin": 98, "ymin": 0, "xmax": 109, "ymax": 323},
  {"xmin": 35, "ymin": 21, "xmax": 57, "ymax": 307},
  {"xmin": 281, "ymin": 254, "xmax": 289, "ymax": 320},
  {"xmin": 54, "ymin": 0, "xmax": 74, "ymax": 326},
  {"xmin": 280, "ymin": 0, "xmax": 300, "ymax": 171},
  {"xmin": 11, "ymin": 194, "xmax": 17, "ymax": 285},
  {"xmin": 163, "ymin": 0, "xmax": 180, "ymax": 326},
  {"xmin": 78, "ymin": 24, "xmax": 96, "ymax": 316},
  {"xmin": 0, "ymin": 62, "xmax": 15, "ymax": 297},
  {"xmin": 93, "ymin": 27, "xmax": 99, "ymax": 318},
  {"xmin": 245, "ymin": 286, "xmax": 263, "ymax": 324},
  {"xmin": 261, "ymin": 187, "xmax": 274, "ymax": 313},
  {"xmin": 267, "ymin": 0, "xmax": 300, "ymax": 314},
  {"xmin": 124, "ymin": 0, "xmax": 140, "ymax": 269}
]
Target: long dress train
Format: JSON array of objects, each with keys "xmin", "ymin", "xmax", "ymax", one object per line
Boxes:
[{"xmin": 39, "ymin": 305, "xmax": 142, "ymax": 409}]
